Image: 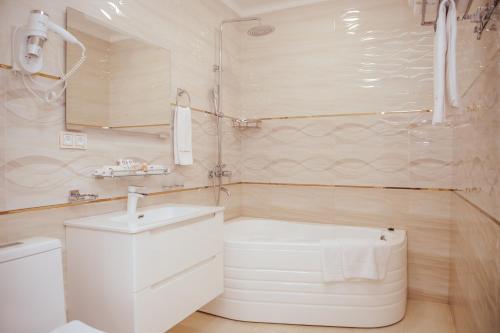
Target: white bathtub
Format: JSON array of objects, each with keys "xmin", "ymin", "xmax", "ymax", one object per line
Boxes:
[{"xmin": 202, "ymin": 218, "xmax": 407, "ymax": 328}]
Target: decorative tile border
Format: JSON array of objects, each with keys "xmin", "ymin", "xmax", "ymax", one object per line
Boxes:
[
  {"xmin": 0, "ymin": 181, "xmax": 456, "ymax": 216},
  {"xmin": 0, "ymin": 182, "xmax": 240, "ymax": 216},
  {"xmin": 453, "ymin": 191, "xmax": 500, "ymax": 227},
  {"xmin": 239, "ymin": 181, "xmax": 455, "ymax": 191},
  {"xmin": 0, "ymin": 63, "xmax": 61, "ymax": 80},
  {"xmin": 0, "ymin": 65, "xmax": 434, "ymax": 122},
  {"xmin": 251, "ymin": 109, "xmax": 433, "ymax": 121}
]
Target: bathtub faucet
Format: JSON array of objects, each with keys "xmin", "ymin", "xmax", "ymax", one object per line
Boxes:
[{"xmin": 220, "ymin": 187, "xmax": 231, "ymax": 198}]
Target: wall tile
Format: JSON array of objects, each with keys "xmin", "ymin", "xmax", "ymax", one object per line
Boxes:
[
  {"xmin": 0, "ymin": 0, "xmax": 242, "ymax": 211},
  {"xmin": 452, "ymin": 53, "xmax": 499, "ymax": 221},
  {"xmin": 2, "ymin": 2, "xmax": 498, "ymax": 326},
  {"xmin": 449, "ymin": 17, "xmax": 499, "ymax": 333},
  {"xmin": 238, "ymin": 0, "xmax": 451, "ymax": 190},
  {"xmin": 450, "ymin": 194, "xmax": 499, "ymax": 333},
  {"xmin": 239, "ymin": 0, "xmax": 433, "ymax": 119}
]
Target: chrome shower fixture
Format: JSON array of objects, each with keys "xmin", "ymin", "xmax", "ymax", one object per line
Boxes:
[
  {"xmin": 247, "ymin": 23, "xmax": 275, "ymax": 36},
  {"xmin": 211, "ymin": 16, "xmax": 274, "ymax": 205},
  {"xmin": 220, "ymin": 17, "xmax": 275, "ymax": 37}
]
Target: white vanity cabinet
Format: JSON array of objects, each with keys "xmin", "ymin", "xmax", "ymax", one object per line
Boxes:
[{"xmin": 65, "ymin": 205, "xmax": 224, "ymax": 333}]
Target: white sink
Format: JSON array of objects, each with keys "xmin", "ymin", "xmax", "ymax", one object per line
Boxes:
[
  {"xmin": 64, "ymin": 203, "xmax": 225, "ymax": 333},
  {"xmin": 110, "ymin": 206, "xmax": 202, "ymax": 225},
  {"xmin": 64, "ymin": 204, "xmax": 224, "ymax": 234}
]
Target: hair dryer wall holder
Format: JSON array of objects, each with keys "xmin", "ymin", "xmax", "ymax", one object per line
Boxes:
[
  {"xmin": 12, "ymin": 25, "xmax": 45, "ymax": 74},
  {"xmin": 10, "ymin": 10, "xmax": 86, "ymax": 103}
]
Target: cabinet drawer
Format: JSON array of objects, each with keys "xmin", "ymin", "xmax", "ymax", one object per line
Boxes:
[
  {"xmin": 134, "ymin": 253, "xmax": 223, "ymax": 333},
  {"xmin": 133, "ymin": 212, "xmax": 223, "ymax": 292}
]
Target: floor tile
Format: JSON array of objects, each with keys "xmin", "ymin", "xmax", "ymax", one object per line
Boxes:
[{"xmin": 167, "ymin": 300, "xmax": 455, "ymax": 333}]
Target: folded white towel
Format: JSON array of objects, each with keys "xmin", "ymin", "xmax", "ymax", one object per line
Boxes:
[
  {"xmin": 433, "ymin": 0, "xmax": 460, "ymax": 125},
  {"xmin": 320, "ymin": 239, "xmax": 344, "ymax": 282},
  {"xmin": 321, "ymin": 238, "xmax": 392, "ymax": 282},
  {"xmin": 173, "ymin": 106, "xmax": 193, "ymax": 165}
]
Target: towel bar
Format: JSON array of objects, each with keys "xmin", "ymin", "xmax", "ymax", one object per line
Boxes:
[
  {"xmin": 420, "ymin": 0, "xmax": 498, "ymax": 39},
  {"xmin": 176, "ymin": 88, "xmax": 191, "ymax": 108}
]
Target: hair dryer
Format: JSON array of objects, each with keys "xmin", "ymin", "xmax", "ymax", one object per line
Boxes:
[{"xmin": 13, "ymin": 10, "xmax": 86, "ymax": 103}]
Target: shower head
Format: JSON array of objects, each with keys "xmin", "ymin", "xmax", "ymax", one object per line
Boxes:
[
  {"xmin": 220, "ymin": 17, "xmax": 274, "ymax": 36},
  {"xmin": 247, "ymin": 23, "xmax": 275, "ymax": 37}
]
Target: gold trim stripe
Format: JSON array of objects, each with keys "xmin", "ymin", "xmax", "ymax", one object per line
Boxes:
[
  {"xmin": 453, "ymin": 191, "xmax": 500, "ymax": 227},
  {"xmin": 239, "ymin": 181, "xmax": 454, "ymax": 192},
  {"xmin": 65, "ymin": 108, "xmax": 239, "ymax": 130},
  {"xmin": 169, "ymin": 103, "xmax": 239, "ymax": 120},
  {"xmin": 1, "ymin": 63, "xmax": 432, "ymax": 121},
  {"xmin": 253, "ymin": 109, "xmax": 432, "ymax": 121},
  {"xmin": 0, "ymin": 183, "xmax": 239, "ymax": 216},
  {"xmin": 67, "ymin": 122, "xmax": 170, "ymax": 129},
  {"xmin": 0, "ymin": 181, "xmax": 456, "ymax": 216},
  {"xmin": 0, "ymin": 63, "xmax": 61, "ymax": 80},
  {"xmin": 66, "ymin": 107, "xmax": 432, "ymax": 125},
  {"xmin": 181, "ymin": 107, "xmax": 432, "ymax": 122}
]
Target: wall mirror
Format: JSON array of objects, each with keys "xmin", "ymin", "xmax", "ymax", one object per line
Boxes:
[{"xmin": 65, "ymin": 7, "xmax": 171, "ymax": 134}]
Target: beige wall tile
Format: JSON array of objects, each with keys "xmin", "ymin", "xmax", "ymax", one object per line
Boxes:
[
  {"xmin": 452, "ymin": 53, "xmax": 499, "ymax": 222},
  {"xmin": 449, "ymin": 17, "xmax": 499, "ymax": 333},
  {"xmin": 1, "ymin": 4, "xmax": 497, "ymax": 332},
  {"xmin": 239, "ymin": 0, "xmax": 433, "ymax": 119},
  {"xmin": 0, "ymin": 0, "xmax": 241, "ymax": 211},
  {"xmin": 449, "ymin": 194, "xmax": 499, "ymax": 333}
]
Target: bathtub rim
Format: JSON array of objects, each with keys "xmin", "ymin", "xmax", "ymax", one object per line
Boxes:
[{"xmin": 224, "ymin": 216, "xmax": 407, "ymax": 247}]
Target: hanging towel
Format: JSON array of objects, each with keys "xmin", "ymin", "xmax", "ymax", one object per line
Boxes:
[
  {"xmin": 320, "ymin": 238, "xmax": 392, "ymax": 282},
  {"xmin": 446, "ymin": 0, "xmax": 460, "ymax": 107},
  {"xmin": 173, "ymin": 105, "xmax": 193, "ymax": 165},
  {"xmin": 433, "ymin": 0, "xmax": 460, "ymax": 124},
  {"xmin": 433, "ymin": 0, "xmax": 448, "ymax": 124}
]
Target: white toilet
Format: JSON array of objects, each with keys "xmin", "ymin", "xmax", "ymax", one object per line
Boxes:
[{"xmin": 0, "ymin": 237, "xmax": 105, "ymax": 333}]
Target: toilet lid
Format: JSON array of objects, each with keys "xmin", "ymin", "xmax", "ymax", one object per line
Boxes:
[{"xmin": 50, "ymin": 321, "xmax": 107, "ymax": 333}]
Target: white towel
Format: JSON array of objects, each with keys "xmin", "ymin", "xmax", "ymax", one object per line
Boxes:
[
  {"xmin": 433, "ymin": 0, "xmax": 448, "ymax": 124},
  {"xmin": 320, "ymin": 239, "xmax": 344, "ymax": 282},
  {"xmin": 321, "ymin": 238, "xmax": 392, "ymax": 282},
  {"xmin": 433, "ymin": 0, "xmax": 460, "ymax": 125},
  {"xmin": 446, "ymin": 0, "xmax": 460, "ymax": 107},
  {"xmin": 173, "ymin": 106, "xmax": 193, "ymax": 165}
]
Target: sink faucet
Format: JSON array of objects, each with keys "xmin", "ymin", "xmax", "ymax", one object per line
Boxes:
[{"xmin": 127, "ymin": 185, "xmax": 148, "ymax": 216}]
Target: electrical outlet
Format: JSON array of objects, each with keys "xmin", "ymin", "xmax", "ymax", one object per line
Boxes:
[
  {"xmin": 74, "ymin": 134, "xmax": 87, "ymax": 149},
  {"xmin": 60, "ymin": 131, "xmax": 87, "ymax": 150},
  {"xmin": 60, "ymin": 132, "xmax": 74, "ymax": 149}
]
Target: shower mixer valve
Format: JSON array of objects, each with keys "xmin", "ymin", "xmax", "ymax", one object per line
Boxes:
[{"xmin": 209, "ymin": 164, "xmax": 232, "ymax": 178}]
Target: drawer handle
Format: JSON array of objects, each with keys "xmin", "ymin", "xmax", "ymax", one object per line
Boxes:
[
  {"xmin": 149, "ymin": 213, "xmax": 216, "ymax": 235},
  {"xmin": 150, "ymin": 255, "xmax": 218, "ymax": 290}
]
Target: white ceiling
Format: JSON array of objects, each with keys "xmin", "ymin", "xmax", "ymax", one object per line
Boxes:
[{"xmin": 221, "ymin": 0, "xmax": 329, "ymax": 16}]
